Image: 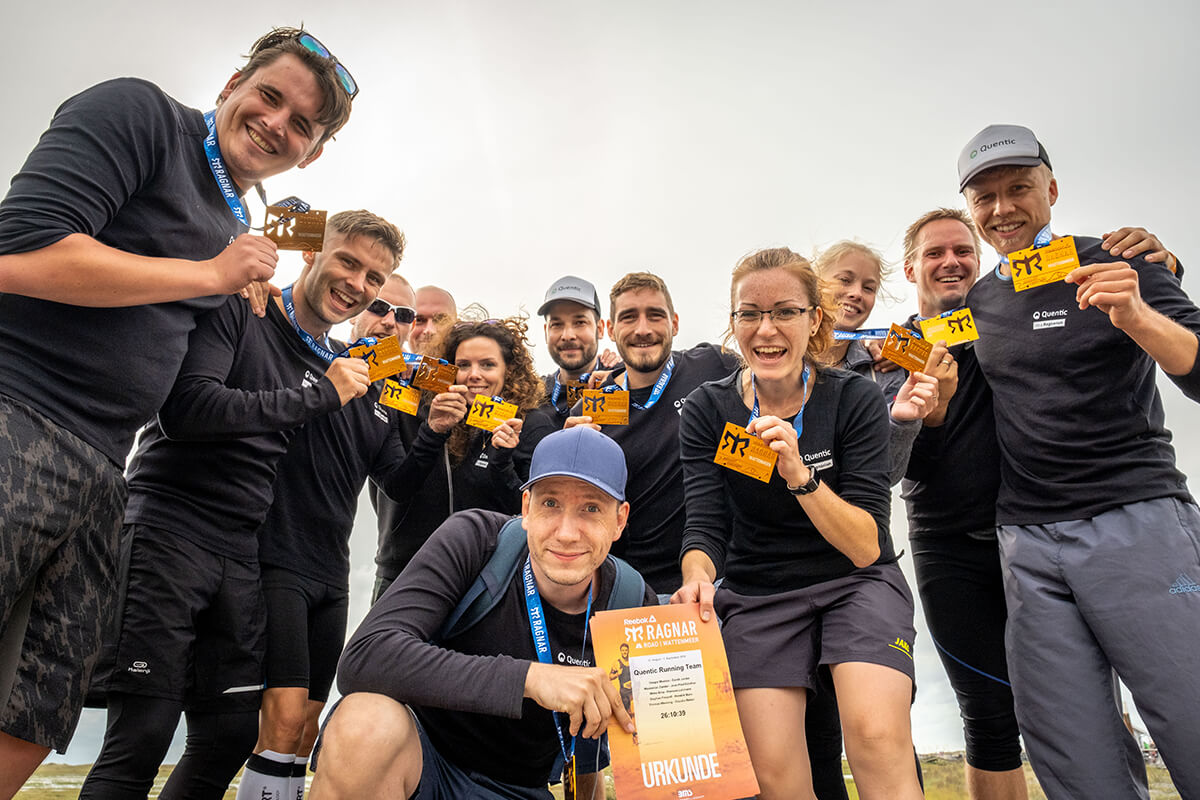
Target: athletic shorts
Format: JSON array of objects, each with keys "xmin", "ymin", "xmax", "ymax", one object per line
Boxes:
[
  {"xmin": 715, "ymin": 563, "xmax": 916, "ymax": 690},
  {"xmin": 0, "ymin": 395, "xmax": 127, "ymax": 751},
  {"xmin": 261, "ymin": 566, "xmax": 349, "ymax": 702},
  {"xmin": 313, "ymin": 701, "xmax": 554, "ymax": 799},
  {"xmin": 105, "ymin": 523, "xmax": 266, "ymax": 711}
]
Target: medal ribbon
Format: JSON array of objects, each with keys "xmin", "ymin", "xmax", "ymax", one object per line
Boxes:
[
  {"xmin": 202, "ymin": 111, "xmax": 252, "ymax": 227},
  {"xmin": 833, "ymin": 328, "xmax": 890, "ymax": 341},
  {"xmin": 523, "ymin": 556, "xmax": 593, "ymax": 779},
  {"xmin": 605, "ymin": 355, "xmax": 675, "ymax": 410},
  {"xmin": 749, "ymin": 363, "xmax": 811, "ymax": 439}
]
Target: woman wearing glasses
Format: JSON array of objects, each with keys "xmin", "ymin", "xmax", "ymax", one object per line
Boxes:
[
  {"xmin": 371, "ymin": 315, "xmax": 549, "ymax": 600},
  {"xmin": 673, "ymin": 248, "xmax": 924, "ymax": 800}
]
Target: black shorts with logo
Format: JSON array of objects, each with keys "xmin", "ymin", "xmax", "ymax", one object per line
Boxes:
[{"xmin": 105, "ymin": 523, "xmax": 266, "ymax": 711}]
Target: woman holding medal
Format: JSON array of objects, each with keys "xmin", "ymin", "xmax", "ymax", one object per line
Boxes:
[
  {"xmin": 815, "ymin": 240, "xmax": 943, "ymax": 484},
  {"xmin": 674, "ymin": 248, "xmax": 925, "ymax": 800},
  {"xmin": 371, "ymin": 315, "xmax": 550, "ymax": 601}
]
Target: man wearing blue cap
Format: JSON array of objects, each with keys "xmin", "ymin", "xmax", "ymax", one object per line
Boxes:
[
  {"xmin": 309, "ymin": 426, "xmax": 655, "ymax": 800},
  {"xmin": 958, "ymin": 124, "xmax": 1200, "ymax": 798}
]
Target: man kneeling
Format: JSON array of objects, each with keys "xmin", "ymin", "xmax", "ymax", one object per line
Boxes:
[{"xmin": 310, "ymin": 426, "xmax": 654, "ymax": 799}]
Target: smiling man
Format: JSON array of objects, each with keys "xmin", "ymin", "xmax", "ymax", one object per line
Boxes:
[
  {"xmin": 537, "ymin": 275, "xmax": 611, "ymax": 416},
  {"xmin": 308, "ymin": 426, "xmax": 655, "ymax": 800},
  {"xmin": 571, "ymin": 273, "xmax": 740, "ymax": 593},
  {"xmin": 351, "ymin": 273, "xmax": 417, "ymax": 343},
  {"xmin": 958, "ymin": 124, "xmax": 1200, "ymax": 799},
  {"xmin": 0, "ymin": 27, "xmax": 356, "ymax": 796},
  {"xmin": 79, "ymin": 211, "xmax": 404, "ymax": 800}
]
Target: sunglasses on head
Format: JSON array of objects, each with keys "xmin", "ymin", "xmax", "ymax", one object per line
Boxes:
[
  {"xmin": 366, "ymin": 300, "xmax": 416, "ymax": 324},
  {"xmin": 253, "ymin": 28, "xmax": 358, "ymax": 99}
]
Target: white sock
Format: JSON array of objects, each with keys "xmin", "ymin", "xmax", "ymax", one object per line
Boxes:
[
  {"xmin": 290, "ymin": 755, "xmax": 309, "ymax": 800},
  {"xmin": 235, "ymin": 749, "xmax": 295, "ymax": 800}
]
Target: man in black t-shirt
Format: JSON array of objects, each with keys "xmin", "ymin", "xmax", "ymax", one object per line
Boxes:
[
  {"xmin": 80, "ymin": 211, "xmax": 404, "ymax": 800},
  {"xmin": 0, "ymin": 27, "xmax": 356, "ymax": 793},
  {"xmin": 958, "ymin": 124, "xmax": 1200, "ymax": 799},
  {"xmin": 309, "ymin": 426, "xmax": 653, "ymax": 800},
  {"xmin": 570, "ymin": 272, "xmax": 740, "ymax": 592}
]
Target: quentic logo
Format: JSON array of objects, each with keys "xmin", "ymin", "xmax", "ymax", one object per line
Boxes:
[
  {"xmin": 979, "ymin": 138, "xmax": 1017, "ymax": 153},
  {"xmin": 1032, "ymin": 309, "xmax": 1068, "ymax": 320}
]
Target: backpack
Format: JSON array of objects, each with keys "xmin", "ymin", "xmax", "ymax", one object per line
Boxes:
[{"xmin": 436, "ymin": 517, "xmax": 646, "ymax": 642}]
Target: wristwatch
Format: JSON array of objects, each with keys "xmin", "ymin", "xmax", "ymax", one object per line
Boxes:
[{"xmin": 787, "ymin": 468, "xmax": 820, "ymax": 496}]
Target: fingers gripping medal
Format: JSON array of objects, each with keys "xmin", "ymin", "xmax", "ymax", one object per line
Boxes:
[
  {"xmin": 262, "ymin": 196, "xmax": 328, "ymax": 252},
  {"xmin": 715, "ymin": 366, "xmax": 811, "ymax": 483},
  {"xmin": 466, "ymin": 395, "xmax": 518, "ymax": 432}
]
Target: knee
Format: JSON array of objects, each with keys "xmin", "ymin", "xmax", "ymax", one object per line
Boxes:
[
  {"xmin": 318, "ymin": 694, "xmax": 417, "ymax": 776},
  {"xmin": 262, "ymin": 706, "xmax": 308, "ymax": 751},
  {"xmin": 841, "ymin": 711, "xmax": 909, "ymax": 762}
]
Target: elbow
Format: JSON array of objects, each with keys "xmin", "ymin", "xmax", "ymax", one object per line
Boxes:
[{"xmin": 850, "ymin": 542, "xmax": 881, "ymax": 569}]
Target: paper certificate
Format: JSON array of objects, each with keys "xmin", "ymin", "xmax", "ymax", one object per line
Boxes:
[{"xmin": 589, "ymin": 603, "xmax": 759, "ymax": 800}]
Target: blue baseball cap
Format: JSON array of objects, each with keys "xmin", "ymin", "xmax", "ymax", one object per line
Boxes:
[{"xmin": 520, "ymin": 426, "xmax": 627, "ymax": 502}]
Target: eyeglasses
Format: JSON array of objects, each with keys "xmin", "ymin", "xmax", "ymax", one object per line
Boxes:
[
  {"xmin": 730, "ymin": 307, "xmax": 815, "ymax": 326},
  {"xmin": 366, "ymin": 300, "xmax": 416, "ymax": 324},
  {"xmin": 252, "ymin": 28, "xmax": 358, "ymax": 99}
]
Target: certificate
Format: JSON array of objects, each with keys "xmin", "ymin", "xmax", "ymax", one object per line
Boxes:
[{"xmin": 590, "ymin": 603, "xmax": 758, "ymax": 800}]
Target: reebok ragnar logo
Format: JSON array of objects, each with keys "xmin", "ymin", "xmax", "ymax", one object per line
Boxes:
[{"xmin": 1169, "ymin": 574, "xmax": 1200, "ymax": 594}]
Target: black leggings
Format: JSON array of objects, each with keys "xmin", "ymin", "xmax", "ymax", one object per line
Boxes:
[
  {"xmin": 80, "ymin": 693, "xmax": 258, "ymax": 800},
  {"xmin": 911, "ymin": 531, "xmax": 1022, "ymax": 771}
]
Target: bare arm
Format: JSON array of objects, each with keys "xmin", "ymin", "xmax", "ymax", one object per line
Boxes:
[
  {"xmin": 0, "ymin": 232, "xmax": 278, "ymax": 307},
  {"xmin": 749, "ymin": 414, "xmax": 881, "ymax": 567}
]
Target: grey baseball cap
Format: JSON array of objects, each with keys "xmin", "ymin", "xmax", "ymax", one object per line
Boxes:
[
  {"xmin": 957, "ymin": 124, "xmax": 1052, "ymax": 191},
  {"xmin": 520, "ymin": 426, "xmax": 627, "ymax": 502},
  {"xmin": 537, "ymin": 275, "xmax": 602, "ymax": 317}
]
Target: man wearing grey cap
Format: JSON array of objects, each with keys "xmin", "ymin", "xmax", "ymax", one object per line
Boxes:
[
  {"xmin": 537, "ymin": 275, "xmax": 617, "ymax": 417},
  {"xmin": 308, "ymin": 426, "xmax": 655, "ymax": 800},
  {"xmin": 958, "ymin": 123, "xmax": 1200, "ymax": 798}
]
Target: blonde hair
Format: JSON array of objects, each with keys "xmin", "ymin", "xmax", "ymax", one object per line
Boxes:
[{"xmin": 725, "ymin": 247, "xmax": 837, "ymax": 362}]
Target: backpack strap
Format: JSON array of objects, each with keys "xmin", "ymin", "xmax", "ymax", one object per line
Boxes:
[
  {"xmin": 604, "ymin": 554, "xmax": 647, "ymax": 611},
  {"xmin": 436, "ymin": 517, "xmax": 527, "ymax": 642}
]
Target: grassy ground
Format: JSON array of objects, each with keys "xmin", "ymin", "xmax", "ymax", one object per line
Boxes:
[{"xmin": 18, "ymin": 758, "xmax": 1182, "ymax": 799}]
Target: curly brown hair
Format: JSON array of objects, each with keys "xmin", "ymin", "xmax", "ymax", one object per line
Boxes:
[{"xmin": 436, "ymin": 315, "xmax": 546, "ymax": 464}]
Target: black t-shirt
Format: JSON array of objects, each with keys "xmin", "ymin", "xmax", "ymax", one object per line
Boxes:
[
  {"xmin": 257, "ymin": 381, "xmax": 412, "ymax": 589},
  {"xmin": 900, "ymin": 316, "xmax": 1001, "ymax": 537},
  {"xmin": 0, "ymin": 78, "xmax": 243, "ymax": 464},
  {"xmin": 338, "ymin": 509, "xmax": 658, "ymax": 788},
  {"xmin": 968, "ymin": 236, "xmax": 1200, "ymax": 524},
  {"xmin": 580, "ymin": 345, "xmax": 740, "ymax": 591},
  {"xmin": 369, "ymin": 411, "xmax": 541, "ymax": 580},
  {"xmin": 124, "ymin": 296, "xmax": 340, "ymax": 560},
  {"xmin": 679, "ymin": 368, "xmax": 894, "ymax": 594}
]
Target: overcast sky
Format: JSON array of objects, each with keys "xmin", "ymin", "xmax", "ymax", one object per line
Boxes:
[{"xmin": 7, "ymin": 0, "xmax": 1199, "ymax": 767}]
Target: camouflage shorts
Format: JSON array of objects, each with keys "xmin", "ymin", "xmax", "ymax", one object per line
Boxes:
[{"xmin": 0, "ymin": 395, "xmax": 126, "ymax": 751}]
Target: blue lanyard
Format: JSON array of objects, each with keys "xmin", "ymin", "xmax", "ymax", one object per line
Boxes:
[
  {"xmin": 551, "ymin": 359, "xmax": 600, "ymax": 413},
  {"xmin": 833, "ymin": 328, "xmax": 890, "ymax": 341},
  {"xmin": 749, "ymin": 364, "xmax": 811, "ymax": 439},
  {"xmin": 523, "ymin": 556, "xmax": 593, "ymax": 766},
  {"xmin": 201, "ymin": 111, "xmax": 251, "ymax": 227},
  {"xmin": 997, "ymin": 223, "xmax": 1053, "ymax": 273},
  {"xmin": 281, "ymin": 285, "xmax": 340, "ymax": 363},
  {"xmin": 606, "ymin": 355, "xmax": 675, "ymax": 410}
]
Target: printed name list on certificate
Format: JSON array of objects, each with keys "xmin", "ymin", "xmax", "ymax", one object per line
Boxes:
[{"xmin": 589, "ymin": 603, "xmax": 758, "ymax": 800}]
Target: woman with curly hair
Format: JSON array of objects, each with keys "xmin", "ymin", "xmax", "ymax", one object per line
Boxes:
[{"xmin": 370, "ymin": 314, "xmax": 550, "ymax": 601}]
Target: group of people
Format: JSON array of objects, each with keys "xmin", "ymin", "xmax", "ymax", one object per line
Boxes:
[{"xmin": 1, "ymin": 24, "xmax": 1198, "ymax": 800}]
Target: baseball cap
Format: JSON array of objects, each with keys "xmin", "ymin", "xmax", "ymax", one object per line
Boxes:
[
  {"xmin": 957, "ymin": 124, "xmax": 1053, "ymax": 191},
  {"xmin": 520, "ymin": 426, "xmax": 627, "ymax": 502},
  {"xmin": 538, "ymin": 275, "xmax": 602, "ymax": 317}
]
